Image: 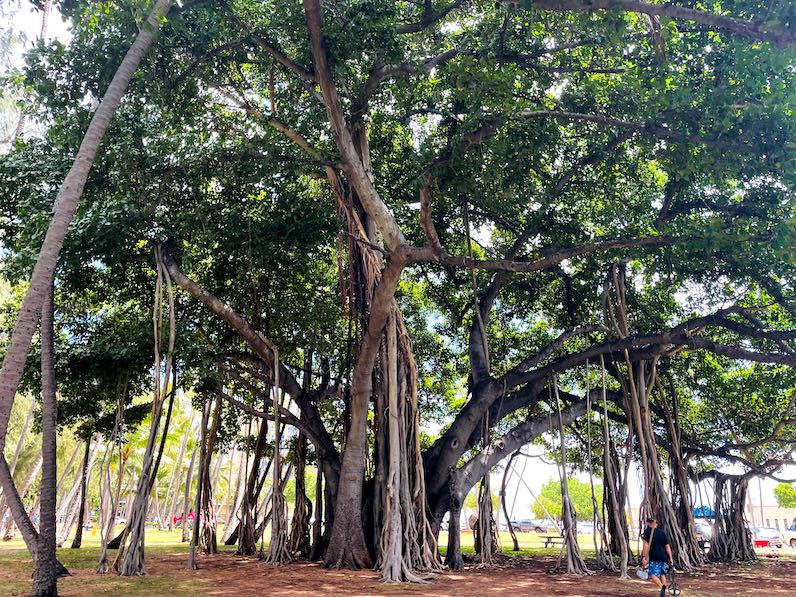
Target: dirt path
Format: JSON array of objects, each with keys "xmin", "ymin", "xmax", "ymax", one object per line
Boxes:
[{"xmin": 54, "ymin": 552, "xmax": 796, "ymax": 597}]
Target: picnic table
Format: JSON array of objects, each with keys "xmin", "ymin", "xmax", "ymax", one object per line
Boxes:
[{"xmin": 540, "ymin": 534, "xmax": 564, "ymax": 548}]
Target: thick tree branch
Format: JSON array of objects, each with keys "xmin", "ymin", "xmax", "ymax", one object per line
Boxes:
[
  {"xmin": 507, "ymin": 324, "xmax": 796, "ymax": 389},
  {"xmin": 453, "ymin": 399, "xmax": 589, "ymax": 498},
  {"xmin": 220, "ymin": 0, "xmax": 316, "ymax": 82},
  {"xmin": 160, "ymin": 247, "xmax": 301, "ymax": 395},
  {"xmin": 303, "ymin": 0, "xmax": 408, "ymax": 254},
  {"xmin": 351, "ymin": 46, "xmax": 463, "ymax": 117},
  {"xmin": 397, "ymin": 0, "xmax": 466, "ymax": 33},
  {"xmin": 506, "ymin": 324, "xmax": 614, "ymax": 378},
  {"xmin": 414, "ymin": 216, "xmax": 675, "ymax": 272},
  {"xmin": 528, "ymin": 0, "xmax": 796, "ymax": 46}
]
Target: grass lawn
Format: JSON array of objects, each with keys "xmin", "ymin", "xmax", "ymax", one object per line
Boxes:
[
  {"xmin": 0, "ymin": 526, "xmax": 235, "ymax": 597},
  {"xmin": 439, "ymin": 529, "xmax": 604, "ymax": 557}
]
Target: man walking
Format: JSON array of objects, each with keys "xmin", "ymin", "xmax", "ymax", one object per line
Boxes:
[{"xmin": 641, "ymin": 516, "xmax": 674, "ymax": 597}]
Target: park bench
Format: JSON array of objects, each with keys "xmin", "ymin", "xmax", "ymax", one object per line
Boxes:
[{"xmin": 540, "ymin": 534, "xmax": 564, "ymax": 548}]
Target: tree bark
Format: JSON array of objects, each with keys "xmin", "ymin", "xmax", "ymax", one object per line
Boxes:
[
  {"xmin": 199, "ymin": 397, "xmax": 221, "ymax": 555},
  {"xmin": 70, "ymin": 452, "xmax": 89, "ymax": 550},
  {"xmin": 181, "ymin": 444, "xmax": 198, "ymax": 543},
  {"xmin": 309, "ymin": 457, "xmax": 324, "ymax": 561},
  {"xmin": 324, "ymin": 258, "xmax": 404, "ymax": 569},
  {"xmin": 288, "ymin": 432, "xmax": 311, "ymax": 557},
  {"xmin": 32, "ymin": 280, "xmax": 58, "ymax": 597},
  {"xmin": 237, "ymin": 417, "xmax": 267, "ymax": 555},
  {"xmin": 187, "ymin": 397, "xmax": 210, "ymax": 570},
  {"xmin": 553, "ymin": 382, "xmax": 591, "ymax": 575}
]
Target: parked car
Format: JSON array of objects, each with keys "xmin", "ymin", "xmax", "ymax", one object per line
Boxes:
[
  {"xmin": 576, "ymin": 521, "xmax": 603, "ymax": 535},
  {"xmin": 439, "ymin": 512, "xmax": 468, "ymax": 531},
  {"xmin": 783, "ymin": 522, "xmax": 796, "ymax": 548},
  {"xmin": 509, "ymin": 518, "xmax": 558, "ymax": 533},
  {"xmin": 694, "ymin": 519, "xmax": 713, "ymax": 549},
  {"xmin": 751, "ymin": 526, "xmax": 784, "ymax": 548}
]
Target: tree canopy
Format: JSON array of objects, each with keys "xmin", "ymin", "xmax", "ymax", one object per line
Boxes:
[{"xmin": 1, "ymin": 0, "xmax": 796, "ymax": 590}]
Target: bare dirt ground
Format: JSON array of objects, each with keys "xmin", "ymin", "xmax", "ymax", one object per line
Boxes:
[{"xmin": 52, "ymin": 552, "xmax": 796, "ymax": 597}]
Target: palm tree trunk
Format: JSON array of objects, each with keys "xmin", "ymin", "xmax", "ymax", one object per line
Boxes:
[
  {"xmin": 32, "ymin": 280, "xmax": 58, "ymax": 596},
  {"xmin": 0, "ymin": 0, "xmax": 174, "ymax": 555},
  {"xmin": 0, "ymin": 401, "xmax": 35, "ymax": 516},
  {"xmin": 165, "ymin": 417, "xmax": 192, "ymax": 530},
  {"xmin": 2, "ymin": 455, "xmax": 43, "ymax": 540}
]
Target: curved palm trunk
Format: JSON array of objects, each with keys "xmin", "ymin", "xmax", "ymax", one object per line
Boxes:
[
  {"xmin": 0, "ymin": 0, "xmax": 174, "ymax": 555},
  {"xmin": 1, "ymin": 455, "xmax": 42, "ymax": 540},
  {"xmin": 70, "ymin": 461, "xmax": 89, "ymax": 549},
  {"xmin": 0, "ymin": 402, "xmax": 35, "ymax": 520}
]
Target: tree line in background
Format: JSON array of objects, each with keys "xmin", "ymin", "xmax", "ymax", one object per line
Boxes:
[{"xmin": 1, "ymin": 0, "xmax": 796, "ymax": 595}]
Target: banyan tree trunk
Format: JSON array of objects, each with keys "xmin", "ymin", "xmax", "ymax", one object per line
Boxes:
[
  {"xmin": 199, "ymin": 397, "xmax": 222, "ymax": 555},
  {"xmin": 661, "ymin": 376, "xmax": 704, "ymax": 567},
  {"xmin": 375, "ymin": 310, "xmax": 440, "ymax": 581},
  {"xmin": 98, "ymin": 442, "xmax": 126, "ymax": 573},
  {"xmin": 474, "ymin": 413, "xmax": 497, "ymax": 566},
  {"xmin": 622, "ymin": 356, "xmax": 700, "ymax": 571},
  {"xmin": 265, "ymin": 375, "xmax": 291, "ymax": 565},
  {"xmin": 116, "ymin": 252, "xmax": 176, "ymax": 576},
  {"xmin": 599, "ymin": 356, "xmax": 629, "ymax": 577},
  {"xmin": 237, "ymin": 416, "xmax": 268, "ymax": 555},
  {"xmin": 444, "ymin": 483, "xmax": 464, "ymax": 571},
  {"xmin": 181, "ymin": 444, "xmax": 198, "ymax": 543},
  {"xmin": 708, "ymin": 474, "xmax": 755, "ymax": 563},
  {"xmin": 309, "ymin": 457, "xmax": 325, "ymax": 561},
  {"xmin": 501, "ymin": 451, "xmax": 521, "ymax": 552},
  {"xmin": 604, "ymin": 267, "xmax": 700, "ymax": 571},
  {"xmin": 187, "ymin": 398, "xmax": 210, "ymax": 570},
  {"xmin": 288, "ymin": 431, "xmax": 311, "ymax": 557},
  {"xmin": 553, "ymin": 382, "xmax": 591, "ymax": 575}
]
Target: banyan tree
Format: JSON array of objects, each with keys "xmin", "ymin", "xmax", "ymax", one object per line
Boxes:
[{"xmin": 1, "ymin": 0, "xmax": 796, "ymax": 595}]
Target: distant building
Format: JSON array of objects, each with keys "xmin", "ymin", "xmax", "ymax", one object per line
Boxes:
[{"xmin": 744, "ymin": 504, "xmax": 796, "ymax": 530}]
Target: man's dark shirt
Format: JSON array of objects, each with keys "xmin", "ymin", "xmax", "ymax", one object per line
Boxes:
[{"xmin": 642, "ymin": 527, "xmax": 669, "ymax": 562}]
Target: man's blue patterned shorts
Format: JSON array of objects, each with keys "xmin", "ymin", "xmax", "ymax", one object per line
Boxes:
[{"xmin": 648, "ymin": 561, "xmax": 669, "ymax": 577}]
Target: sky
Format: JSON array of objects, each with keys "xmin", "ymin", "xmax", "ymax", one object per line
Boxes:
[{"xmin": 8, "ymin": 2, "xmax": 70, "ymax": 59}]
